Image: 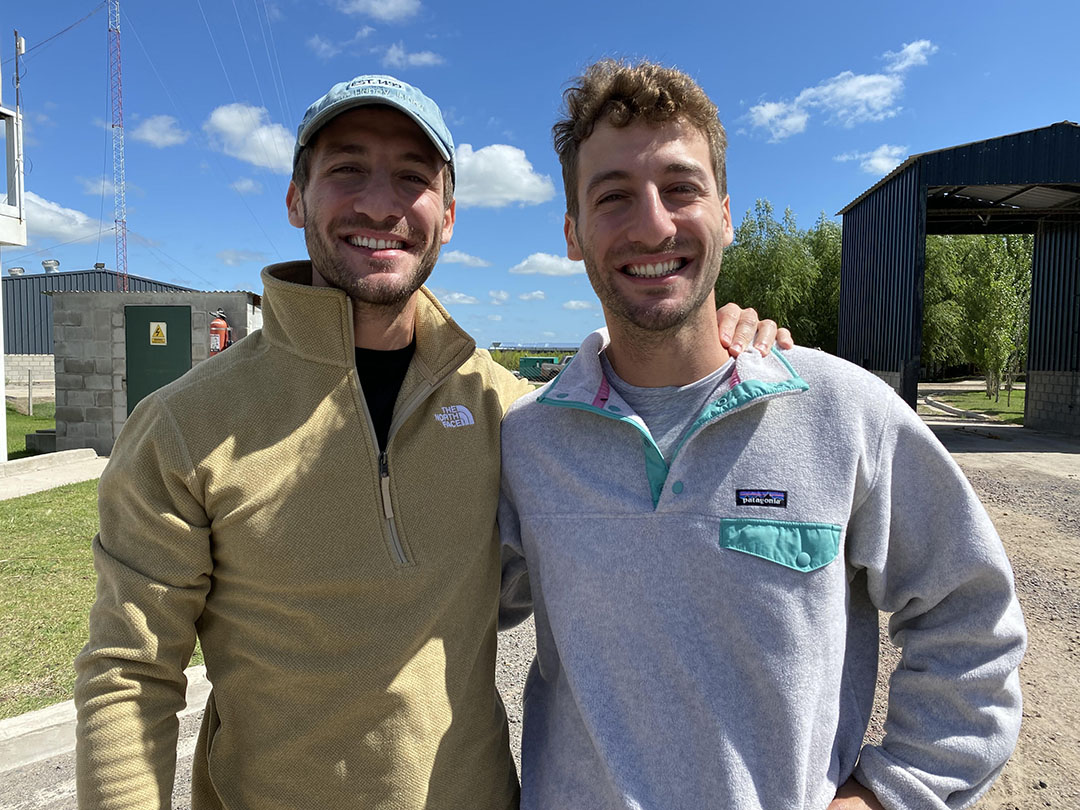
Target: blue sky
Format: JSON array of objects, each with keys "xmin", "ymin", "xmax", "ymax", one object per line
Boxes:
[{"xmin": 1, "ymin": 0, "xmax": 1077, "ymax": 346}]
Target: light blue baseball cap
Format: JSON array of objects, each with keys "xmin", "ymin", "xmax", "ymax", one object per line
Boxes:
[{"xmin": 294, "ymin": 74, "xmax": 455, "ymax": 182}]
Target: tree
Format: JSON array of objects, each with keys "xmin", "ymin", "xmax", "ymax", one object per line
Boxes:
[
  {"xmin": 716, "ymin": 200, "xmax": 823, "ymax": 347},
  {"xmin": 954, "ymin": 234, "xmax": 1033, "ymax": 399},
  {"xmin": 921, "ymin": 236, "xmax": 966, "ymax": 372},
  {"xmin": 803, "ymin": 212, "xmax": 842, "ymax": 355}
]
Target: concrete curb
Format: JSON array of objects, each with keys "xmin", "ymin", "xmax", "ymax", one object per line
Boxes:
[
  {"xmin": 923, "ymin": 396, "xmax": 993, "ymax": 422},
  {"xmin": 0, "ymin": 449, "xmax": 99, "ymax": 478},
  {"xmin": 0, "ymin": 666, "xmax": 211, "ymax": 774}
]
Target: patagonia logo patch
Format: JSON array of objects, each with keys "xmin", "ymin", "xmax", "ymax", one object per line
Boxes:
[
  {"xmin": 736, "ymin": 489, "xmax": 787, "ymax": 508},
  {"xmin": 434, "ymin": 405, "xmax": 475, "ymax": 428}
]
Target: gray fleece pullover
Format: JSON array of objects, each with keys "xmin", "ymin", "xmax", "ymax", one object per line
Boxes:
[{"xmin": 499, "ymin": 330, "xmax": 1025, "ymax": 810}]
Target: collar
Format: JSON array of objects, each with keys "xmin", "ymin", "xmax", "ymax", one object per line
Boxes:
[
  {"xmin": 539, "ymin": 327, "xmax": 809, "ymax": 418},
  {"xmin": 260, "ymin": 261, "xmax": 476, "ymax": 382}
]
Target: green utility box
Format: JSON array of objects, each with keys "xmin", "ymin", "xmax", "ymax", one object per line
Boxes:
[
  {"xmin": 125, "ymin": 305, "xmax": 192, "ymax": 415},
  {"xmin": 519, "ymin": 356, "xmax": 558, "ymax": 381}
]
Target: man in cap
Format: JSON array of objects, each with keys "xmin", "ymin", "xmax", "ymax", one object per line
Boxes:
[
  {"xmin": 498, "ymin": 60, "xmax": 1026, "ymax": 810},
  {"xmin": 73, "ymin": 75, "xmax": 784, "ymax": 809}
]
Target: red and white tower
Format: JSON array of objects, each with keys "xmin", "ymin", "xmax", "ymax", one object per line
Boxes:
[{"xmin": 108, "ymin": 0, "xmax": 129, "ymax": 290}]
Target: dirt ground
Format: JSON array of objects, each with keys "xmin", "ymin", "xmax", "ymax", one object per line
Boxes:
[{"xmin": 882, "ymin": 419, "xmax": 1080, "ymax": 809}]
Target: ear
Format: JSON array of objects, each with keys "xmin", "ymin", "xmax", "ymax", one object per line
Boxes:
[
  {"xmin": 720, "ymin": 195, "xmax": 734, "ymax": 248},
  {"xmin": 440, "ymin": 199, "xmax": 456, "ymax": 245},
  {"xmin": 286, "ymin": 181, "xmax": 305, "ymax": 229},
  {"xmin": 564, "ymin": 213, "xmax": 583, "ymax": 261}
]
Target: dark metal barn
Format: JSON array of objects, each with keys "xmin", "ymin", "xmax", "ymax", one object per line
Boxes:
[{"xmin": 837, "ymin": 121, "xmax": 1080, "ymax": 435}]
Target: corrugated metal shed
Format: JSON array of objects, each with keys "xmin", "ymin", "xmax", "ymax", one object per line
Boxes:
[
  {"xmin": 837, "ymin": 121, "xmax": 1080, "ymax": 406},
  {"xmin": 3, "ymin": 267, "xmax": 195, "ymax": 354}
]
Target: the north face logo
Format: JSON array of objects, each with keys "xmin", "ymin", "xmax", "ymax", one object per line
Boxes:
[{"xmin": 434, "ymin": 405, "xmax": 475, "ymax": 428}]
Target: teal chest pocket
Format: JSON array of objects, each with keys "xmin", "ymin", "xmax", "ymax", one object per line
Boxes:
[{"xmin": 719, "ymin": 519, "xmax": 841, "ymax": 572}]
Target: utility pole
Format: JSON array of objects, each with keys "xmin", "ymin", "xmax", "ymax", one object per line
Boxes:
[{"xmin": 108, "ymin": 0, "xmax": 128, "ymax": 291}]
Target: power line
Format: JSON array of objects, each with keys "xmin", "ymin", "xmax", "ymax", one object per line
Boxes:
[
  {"xmin": 253, "ymin": 0, "xmax": 291, "ymax": 127},
  {"xmin": 121, "ymin": 8, "xmax": 283, "ymax": 259},
  {"xmin": 2, "ymin": 228, "xmax": 117, "ymax": 265},
  {"xmin": 230, "ymin": 0, "xmax": 288, "ymax": 171},
  {"xmin": 1, "ymin": 2, "xmax": 106, "ymax": 66}
]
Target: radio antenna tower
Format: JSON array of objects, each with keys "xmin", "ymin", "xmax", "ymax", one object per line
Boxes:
[{"xmin": 108, "ymin": 0, "xmax": 128, "ymax": 291}]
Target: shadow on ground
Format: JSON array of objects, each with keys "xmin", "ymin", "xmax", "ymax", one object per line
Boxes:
[{"xmin": 927, "ymin": 421, "xmax": 1080, "ymax": 455}]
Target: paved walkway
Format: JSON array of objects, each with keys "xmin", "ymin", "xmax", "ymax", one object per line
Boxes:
[{"xmin": 0, "ymin": 450, "xmax": 108, "ymax": 501}]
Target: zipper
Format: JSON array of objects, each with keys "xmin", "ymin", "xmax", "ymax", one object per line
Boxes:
[
  {"xmin": 361, "ymin": 357, "xmax": 465, "ymax": 567},
  {"xmin": 378, "ymin": 450, "xmax": 409, "ymax": 565}
]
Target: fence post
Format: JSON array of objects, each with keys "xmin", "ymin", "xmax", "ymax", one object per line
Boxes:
[{"xmin": 27, "ymin": 369, "xmax": 33, "ymax": 416}]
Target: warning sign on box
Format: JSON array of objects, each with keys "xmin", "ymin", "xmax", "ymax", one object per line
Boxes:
[{"xmin": 150, "ymin": 322, "xmax": 167, "ymax": 346}]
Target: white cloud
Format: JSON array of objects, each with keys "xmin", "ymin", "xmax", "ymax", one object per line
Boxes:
[
  {"xmin": 835, "ymin": 144, "xmax": 908, "ymax": 175},
  {"xmin": 489, "ymin": 290, "xmax": 510, "ymax": 305},
  {"xmin": 203, "ymin": 104, "xmax": 293, "ymax": 174},
  {"xmin": 78, "ymin": 176, "xmax": 115, "ymax": 197},
  {"xmin": 230, "ymin": 177, "xmax": 264, "ymax": 195},
  {"xmin": 455, "ymin": 144, "xmax": 556, "ymax": 208},
  {"xmin": 441, "ymin": 249, "xmax": 491, "ymax": 267},
  {"xmin": 518, "ymin": 290, "xmax": 546, "ymax": 301},
  {"xmin": 306, "ymin": 28, "xmax": 373, "ymax": 61},
  {"xmin": 542, "ymin": 331, "xmax": 557, "ymax": 338},
  {"xmin": 487, "ymin": 314, "xmax": 503, "ymax": 321},
  {"xmin": 885, "ymin": 40, "xmax": 939, "ymax": 73},
  {"xmin": 563, "ymin": 300, "xmax": 595, "ymax": 311},
  {"xmin": 798, "ymin": 72, "xmax": 904, "ymax": 128},
  {"xmin": 131, "ymin": 115, "xmax": 190, "ymax": 148},
  {"xmin": 307, "ymin": 34, "xmax": 341, "ymax": 60},
  {"xmin": 441, "ymin": 291, "xmax": 480, "ymax": 305},
  {"xmin": 509, "ymin": 253, "xmax": 584, "ymax": 277},
  {"xmin": 217, "ymin": 249, "xmax": 269, "ymax": 266},
  {"xmin": 749, "ymin": 40, "xmax": 935, "ymax": 141},
  {"xmin": 383, "ymin": 42, "xmax": 444, "ymax": 68},
  {"xmin": 24, "ymin": 191, "xmax": 107, "ymax": 243},
  {"xmin": 748, "ymin": 101, "xmax": 809, "ymax": 140},
  {"xmin": 337, "ymin": 0, "xmax": 420, "ymax": 21}
]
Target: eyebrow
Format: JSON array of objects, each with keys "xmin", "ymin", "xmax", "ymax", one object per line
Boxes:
[
  {"xmin": 584, "ymin": 162, "xmax": 711, "ymax": 197},
  {"xmin": 322, "ymin": 143, "xmax": 441, "ymax": 169}
]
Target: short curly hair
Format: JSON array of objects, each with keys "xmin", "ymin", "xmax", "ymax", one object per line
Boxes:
[{"xmin": 553, "ymin": 59, "xmax": 727, "ymax": 219}]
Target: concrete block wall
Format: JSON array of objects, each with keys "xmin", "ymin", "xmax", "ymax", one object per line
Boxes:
[
  {"xmin": 51, "ymin": 291, "xmax": 260, "ymax": 456},
  {"xmin": 870, "ymin": 369, "xmax": 902, "ymax": 393},
  {"xmin": 1025, "ymin": 370, "xmax": 1080, "ymax": 436},
  {"xmin": 4, "ymin": 354, "xmax": 55, "ymax": 385}
]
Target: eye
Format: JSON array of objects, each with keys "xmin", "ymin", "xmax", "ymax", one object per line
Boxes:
[{"xmin": 595, "ymin": 191, "xmax": 626, "ymax": 206}]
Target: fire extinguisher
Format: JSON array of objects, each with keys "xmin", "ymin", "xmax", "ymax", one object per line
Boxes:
[{"xmin": 209, "ymin": 309, "xmax": 233, "ymax": 356}]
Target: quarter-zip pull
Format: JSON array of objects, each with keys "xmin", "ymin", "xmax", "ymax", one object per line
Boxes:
[{"xmin": 379, "ymin": 450, "xmax": 394, "ymax": 519}]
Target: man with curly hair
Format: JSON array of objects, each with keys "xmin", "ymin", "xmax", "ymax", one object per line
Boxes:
[{"xmin": 499, "ymin": 60, "xmax": 1025, "ymax": 810}]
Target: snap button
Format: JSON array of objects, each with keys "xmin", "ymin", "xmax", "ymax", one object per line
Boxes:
[
  {"xmin": 672, "ymin": 481, "xmax": 684, "ymax": 494},
  {"xmin": 795, "ymin": 551, "xmax": 812, "ymax": 568},
  {"xmin": 608, "ymin": 405, "xmax": 621, "ymax": 412},
  {"xmin": 556, "ymin": 393, "xmax": 568, "ymax": 398}
]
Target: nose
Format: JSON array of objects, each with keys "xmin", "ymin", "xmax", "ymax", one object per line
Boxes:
[
  {"xmin": 626, "ymin": 185, "xmax": 677, "ymax": 247},
  {"xmin": 353, "ymin": 170, "xmax": 404, "ymax": 223}
]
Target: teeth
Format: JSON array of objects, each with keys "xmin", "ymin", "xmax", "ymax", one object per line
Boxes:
[
  {"xmin": 349, "ymin": 235, "xmax": 405, "ymax": 250},
  {"xmin": 623, "ymin": 259, "xmax": 681, "ymax": 278}
]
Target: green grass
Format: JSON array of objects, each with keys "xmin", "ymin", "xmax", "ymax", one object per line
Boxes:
[
  {"xmin": 6, "ymin": 402, "xmax": 56, "ymax": 460},
  {"xmin": 937, "ymin": 389, "xmax": 1026, "ymax": 425},
  {"xmin": 0, "ymin": 477, "xmax": 204, "ymax": 719},
  {"xmin": 0, "ymin": 480, "xmax": 99, "ymax": 718}
]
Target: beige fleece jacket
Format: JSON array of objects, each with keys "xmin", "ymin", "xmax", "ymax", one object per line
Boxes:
[{"xmin": 74, "ymin": 262, "xmax": 530, "ymax": 809}]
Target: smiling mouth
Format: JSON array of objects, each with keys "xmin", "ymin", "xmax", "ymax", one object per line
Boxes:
[
  {"xmin": 346, "ymin": 235, "xmax": 406, "ymax": 250},
  {"xmin": 621, "ymin": 258, "xmax": 687, "ymax": 278}
]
